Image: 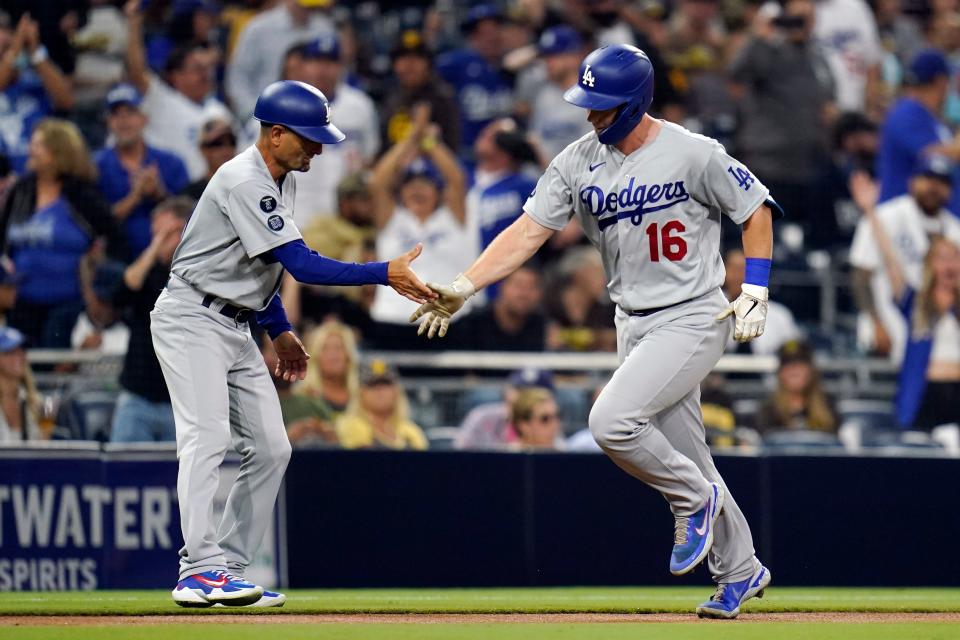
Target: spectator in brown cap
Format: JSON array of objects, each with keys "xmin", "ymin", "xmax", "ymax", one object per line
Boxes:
[
  {"xmin": 336, "ymin": 359, "xmax": 428, "ymax": 450},
  {"xmin": 380, "ymin": 30, "xmax": 460, "ymax": 154},
  {"xmin": 753, "ymin": 340, "xmax": 839, "ymax": 434}
]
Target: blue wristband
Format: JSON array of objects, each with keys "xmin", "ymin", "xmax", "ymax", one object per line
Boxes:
[{"xmin": 744, "ymin": 258, "xmax": 771, "ymax": 288}]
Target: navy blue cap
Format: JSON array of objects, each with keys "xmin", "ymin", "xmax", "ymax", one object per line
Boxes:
[
  {"xmin": 402, "ymin": 157, "xmax": 444, "ymax": 188},
  {"xmin": 912, "ymin": 153, "xmax": 955, "ymax": 182},
  {"xmin": 0, "ymin": 326, "xmax": 25, "ymax": 352},
  {"xmin": 508, "ymin": 368, "xmax": 554, "ymax": 391},
  {"xmin": 462, "ymin": 3, "xmax": 504, "ymax": 33},
  {"xmin": 302, "ymin": 33, "xmax": 340, "ymax": 61},
  {"xmin": 906, "ymin": 48, "xmax": 950, "ymax": 85},
  {"xmin": 538, "ymin": 25, "xmax": 582, "ymax": 56},
  {"xmin": 106, "ymin": 83, "xmax": 143, "ymax": 111}
]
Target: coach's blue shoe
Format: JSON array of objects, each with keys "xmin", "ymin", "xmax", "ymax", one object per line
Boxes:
[
  {"xmin": 171, "ymin": 570, "xmax": 263, "ymax": 607},
  {"xmin": 669, "ymin": 483, "xmax": 725, "ymax": 576},
  {"xmin": 214, "ymin": 590, "xmax": 286, "ymax": 608},
  {"xmin": 696, "ymin": 564, "xmax": 771, "ymax": 619}
]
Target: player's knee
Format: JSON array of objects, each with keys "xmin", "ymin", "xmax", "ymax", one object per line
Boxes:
[
  {"xmin": 264, "ymin": 438, "xmax": 292, "ymax": 470},
  {"xmin": 588, "ymin": 392, "xmax": 652, "ymax": 450},
  {"xmin": 588, "ymin": 397, "xmax": 619, "ymax": 449}
]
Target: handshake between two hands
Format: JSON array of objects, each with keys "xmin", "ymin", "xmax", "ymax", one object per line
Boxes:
[{"xmin": 405, "ymin": 273, "xmax": 769, "ymax": 344}]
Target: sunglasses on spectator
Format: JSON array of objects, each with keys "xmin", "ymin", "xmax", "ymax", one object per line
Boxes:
[
  {"xmin": 202, "ymin": 134, "xmax": 237, "ymax": 149},
  {"xmin": 532, "ymin": 412, "xmax": 559, "ymax": 424}
]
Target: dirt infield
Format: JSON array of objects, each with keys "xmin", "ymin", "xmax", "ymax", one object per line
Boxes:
[{"xmin": 4, "ymin": 613, "xmax": 960, "ymax": 626}]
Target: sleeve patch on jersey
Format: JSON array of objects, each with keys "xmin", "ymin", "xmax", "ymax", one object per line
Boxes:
[
  {"xmin": 267, "ymin": 214, "xmax": 285, "ymax": 232},
  {"xmin": 260, "ymin": 195, "xmax": 278, "ymax": 213}
]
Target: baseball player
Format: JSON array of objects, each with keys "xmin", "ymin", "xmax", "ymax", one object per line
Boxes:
[
  {"xmin": 151, "ymin": 80, "xmax": 434, "ymax": 608},
  {"xmin": 411, "ymin": 45, "xmax": 780, "ymax": 619}
]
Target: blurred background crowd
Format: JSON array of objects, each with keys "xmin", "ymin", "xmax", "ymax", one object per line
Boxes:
[{"xmin": 0, "ymin": 0, "xmax": 958, "ymax": 453}]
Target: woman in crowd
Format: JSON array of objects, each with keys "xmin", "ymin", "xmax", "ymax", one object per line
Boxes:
[
  {"xmin": 510, "ymin": 386, "xmax": 564, "ymax": 450},
  {"xmin": 754, "ymin": 340, "xmax": 839, "ymax": 434},
  {"xmin": 863, "ymin": 198, "xmax": 960, "ymax": 428},
  {"xmin": 0, "ymin": 326, "xmax": 43, "ymax": 442},
  {"xmin": 337, "ymin": 359, "xmax": 428, "ymax": 450},
  {"xmin": 0, "ymin": 118, "xmax": 127, "ymax": 347},
  {"xmin": 367, "ymin": 103, "xmax": 474, "ymax": 344},
  {"xmin": 297, "ymin": 320, "xmax": 360, "ymax": 417}
]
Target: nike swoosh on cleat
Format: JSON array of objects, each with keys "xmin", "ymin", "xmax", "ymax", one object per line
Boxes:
[
  {"xmin": 694, "ymin": 488, "xmax": 716, "ymax": 536},
  {"xmin": 750, "ymin": 568, "xmax": 766, "ymax": 589},
  {"xmin": 195, "ymin": 575, "xmax": 229, "ymax": 588},
  {"xmin": 589, "ymin": 161, "xmax": 606, "ymax": 172}
]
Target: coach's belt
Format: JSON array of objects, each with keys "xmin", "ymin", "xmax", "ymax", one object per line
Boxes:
[
  {"xmin": 624, "ymin": 296, "xmax": 693, "ymax": 318},
  {"xmin": 201, "ymin": 294, "xmax": 253, "ymax": 323}
]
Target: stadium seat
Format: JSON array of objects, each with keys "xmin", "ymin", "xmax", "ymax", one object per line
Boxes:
[{"xmin": 56, "ymin": 389, "xmax": 120, "ymax": 442}]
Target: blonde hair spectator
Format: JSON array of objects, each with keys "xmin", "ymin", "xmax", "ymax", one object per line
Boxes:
[
  {"xmin": 510, "ymin": 387, "xmax": 562, "ymax": 449},
  {"xmin": 296, "ymin": 320, "xmax": 360, "ymax": 415},
  {"xmin": 33, "ymin": 119, "xmax": 97, "ymax": 182}
]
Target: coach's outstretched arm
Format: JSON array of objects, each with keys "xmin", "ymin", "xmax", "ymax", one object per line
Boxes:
[
  {"xmin": 717, "ymin": 203, "xmax": 774, "ymax": 341},
  {"xmin": 410, "ymin": 213, "xmax": 555, "ymax": 338},
  {"xmin": 271, "ymin": 239, "xmax": 436, "ymax": 304}
]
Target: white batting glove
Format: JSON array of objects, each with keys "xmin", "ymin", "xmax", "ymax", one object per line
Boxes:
[
  {"xmin": 716, "ymin": 283, "xmax": 768, "ymax": 342},
  {"xmin": 408, "ymin": 274, "xmax": 476, "ymax": 339}
]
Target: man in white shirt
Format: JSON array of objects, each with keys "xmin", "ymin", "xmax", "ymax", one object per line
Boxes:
[
  {"xmin": 125, "ymin": 1, "xmax": 232, "ymax": 180},
  {"xmin": 850, "ymin": 156, "xmax": 960, "ymax": 360},
  {"xmin": 225, "ymin": 0, "xmax": 335, "ymax": 119},
  {"xmin": 814, "ymin": 0, "xmax": 883, "ymax": 112},
  {"xmin": 280, "ymin": 35, "xmax": 379, "ymax": 227}
]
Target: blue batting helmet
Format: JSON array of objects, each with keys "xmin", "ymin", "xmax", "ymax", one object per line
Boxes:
[
  {"xmin": 563, "ymin": 44, "xmax": 654, "ymax": 145},
  {"xmin": 253, "ymin": 80, "xmax": 345, "ymax": 144}
]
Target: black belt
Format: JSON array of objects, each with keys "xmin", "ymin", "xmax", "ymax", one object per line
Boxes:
[
  {"xmin": 625, "ymin": 296, "xmax": 693, "ymax": 318},
  {"xmin": 202, "ymin": 294, "xmax": 253, "ymax": 323}
]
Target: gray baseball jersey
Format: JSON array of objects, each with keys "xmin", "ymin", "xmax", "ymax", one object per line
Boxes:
[
  {"xmin": 524, "ymin": 122, "xmax": 770, "ymax": 311},
  {"xmin": 171, "ymin": 145, "xmax": 303, "ymax": 310}
]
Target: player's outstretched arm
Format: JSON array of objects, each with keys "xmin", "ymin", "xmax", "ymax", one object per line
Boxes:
[
  {"xmin": 410, "ymin": 213, "xmax": 554, "ymax": 338},
  {"xmin": 718, "ymin": 204, "xmax": 773, "ymax": 342}
]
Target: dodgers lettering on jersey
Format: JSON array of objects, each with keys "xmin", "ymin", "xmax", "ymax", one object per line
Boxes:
[
  {"xmin": 524, "ymin": 123, "xmax": 770, "ymax": 311},
  {"xmin": 170, "ymin": 145, "xmax": 303, "ymax": 310}
]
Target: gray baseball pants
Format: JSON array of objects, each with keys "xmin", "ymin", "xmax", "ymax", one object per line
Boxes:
[
  {"xmin": 151, "ymin": 279, "xmax": 291, "ymax": 581},
  {"xmin": 588, "ymin": 288, "xmax": 758, "ymax": 583}
]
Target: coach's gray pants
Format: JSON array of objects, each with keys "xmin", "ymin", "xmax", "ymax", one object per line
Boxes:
[
  {"xmin": 151, "ymin": 284, "xmax": 291, "ymax": 580},
  {"xmin": 588, "ymin": 288, "xmax": 758, "ymax": 583}
]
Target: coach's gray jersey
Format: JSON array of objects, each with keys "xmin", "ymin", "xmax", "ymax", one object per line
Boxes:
[
  {"xmin": 171, "ymin": 145, "xmax": 303, "ymax": 310},
  {"xmin": 524, "ymin": 122, "xmax": 769, "ymax": 311}
]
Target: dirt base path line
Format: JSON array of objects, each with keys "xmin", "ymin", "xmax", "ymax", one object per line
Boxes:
[{"xmin": 3, "ymin": 613, "xmax": 960, "ymax": 626}]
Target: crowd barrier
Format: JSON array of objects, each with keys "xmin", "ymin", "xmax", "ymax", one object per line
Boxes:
[{"xmin": 2, "ymin": 445, "xmax": 954, "ymax": 590}]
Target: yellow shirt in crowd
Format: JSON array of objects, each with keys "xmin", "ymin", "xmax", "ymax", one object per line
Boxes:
[{"xmin": 336, "ymin": 415, "xmax": 429, "ymax": 450}]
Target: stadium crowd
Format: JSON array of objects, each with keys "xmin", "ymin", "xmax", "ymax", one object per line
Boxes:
[{"xmin": 0, "ymin": 0, "xmax": 958, "ymax": 449}]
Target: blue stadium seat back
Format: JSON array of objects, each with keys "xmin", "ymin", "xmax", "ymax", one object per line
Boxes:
[
  {"xmin": 457, "ymin": 387, "xmax": 503, "ymax": 418},
  {"xmin": 62, "ymin": 390, "xmax": 120, "ymax": 442},
  {"xmin": 867, "ymin": 429, "xmax": 944, "ymax": 450},
  {"xmin": 555, "ymin": 387, "xmax": 590, "ymax": 436},
  {"xmin": 424, "ymin": 427, "xmax": 459, "ymax": 451},
  {"xmin": 761, "ymin": 429, "xmax": 845, "ymax": 453}
]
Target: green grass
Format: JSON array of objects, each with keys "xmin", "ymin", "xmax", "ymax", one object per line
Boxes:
[
  {"xmin": 3, "ymin": 625, "xmax": 960, "ymax": 640},
  {"xmin": 1, "ymin": 587, "xmax": 959, "ymax": 616}
]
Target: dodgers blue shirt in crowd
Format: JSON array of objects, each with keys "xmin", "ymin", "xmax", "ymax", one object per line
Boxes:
[
  {"xmin": 7, "ymin": 197, "xmax": 92, "ymax": 304},
  {"xmin": 0, "ymin": 70, "xmax": 53, "ymax": 173},
  {"xmin": 877, "ymin": 97, "xmax": 960, "ymax": 216},
  {"xmin": 436, "ymin": 48, "xmax": 513, "ymax": 150},
  {"xmin": 95, "ymin": 145, "xmax": 190, "ymax": 255},
  {"xmin": 470, "ymin": 170, "xmax": 537, "ymax": 298}
]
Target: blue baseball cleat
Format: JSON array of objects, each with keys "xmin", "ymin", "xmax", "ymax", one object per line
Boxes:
[
  {"xmin": 696, "ymin": 564, "xmax": 771, "ymax": 619},
  {"xmin": 669, "ymin": 482, "xmax": 724, "ymax": 576},
  {"xmin": 171, "ymin": 570, "xmax": 263, "ymax": 607},
  {"xmin": 214, "ymin": 589, "xmax": 286, "ymax": 608}
]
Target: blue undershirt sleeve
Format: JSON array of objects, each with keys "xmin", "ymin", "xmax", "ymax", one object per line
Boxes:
[
  {"xmin": 255, "ymin": 293, "xmax": 293, "ymax": 340},
  {"xmin": 270, "ymin": 239, "xmax": 389, "ymax": 287}
]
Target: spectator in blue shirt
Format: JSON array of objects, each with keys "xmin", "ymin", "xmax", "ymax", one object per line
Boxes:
[
  {"xmin": 95, "ymin": 83, "xmax": 190, "ymax": 257},
  {"xmin": 877, "ymin": 48, "xmax": 960, "ymax": 216},
  {"xmin": 0, "ymin": 12, "xmax": 76, "ymax": 173},
  {"xmin": 0, "ymin": 118, "xmax": 127, "ymax": 347},
  {"xmin": 469, "ymin": 119, "xmax": 539, "ymax": 299},
  {"xmin": 436, "ymin": 4, "xmax": 514, "ymax": 156}
]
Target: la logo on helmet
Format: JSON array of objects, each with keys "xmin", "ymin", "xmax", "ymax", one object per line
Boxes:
[{"xmin": 582, "ymin": 64, "xmax": 596, "ymax": 87}]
